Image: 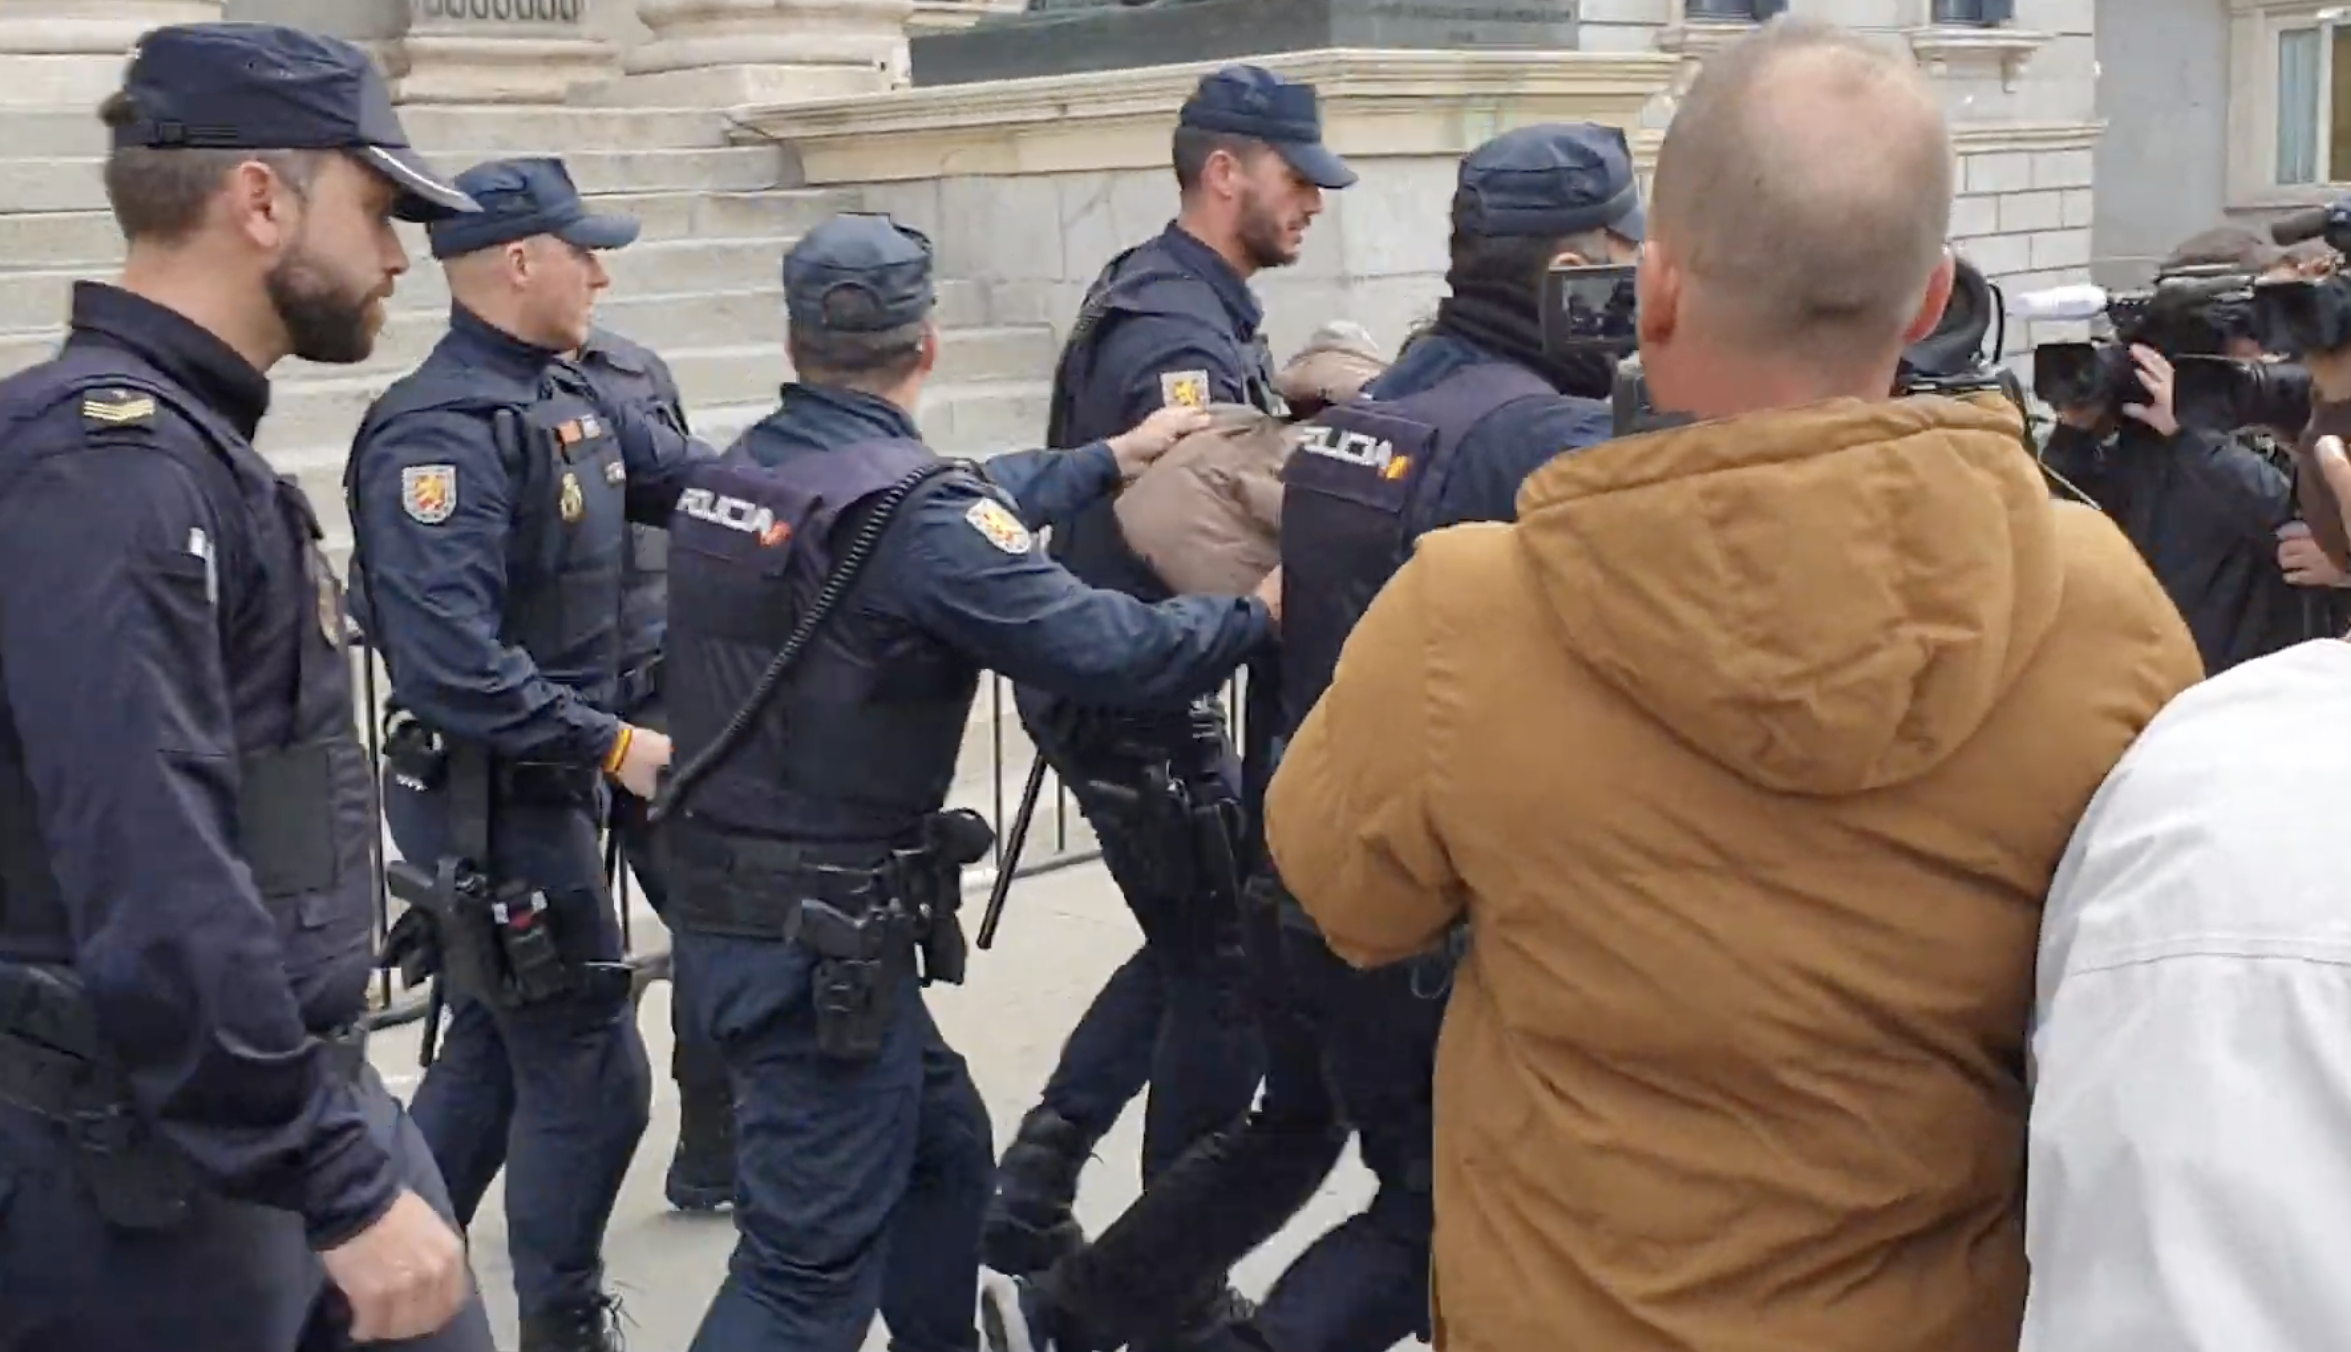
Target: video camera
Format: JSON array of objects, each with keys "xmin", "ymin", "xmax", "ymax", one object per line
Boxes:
[
  {"xmin": 1543, "ymin": 254, "xmax": 2024, "ymax": 438},
  {"xmin": 2018, "ymin": 263, "xmax": 2316, "ymax": 434},
  {"xmin": 2259, "ymin": 200, "xmax": 2351, "ymax": 355}
]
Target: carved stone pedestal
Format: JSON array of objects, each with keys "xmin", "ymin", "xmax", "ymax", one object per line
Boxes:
[
  {"xmin": 386, "ymin": 0, "xmax": 618, "ymax": 104},
  {"xmin": 574, "ymin": 0, "xmax": 917, "ymax": 107},
  {"xmin": 0, "ymin": 0, "xmax": 221, "ymax": 107}
]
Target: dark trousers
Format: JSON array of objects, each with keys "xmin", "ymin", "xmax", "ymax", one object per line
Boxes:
[
  {"xmin": 385, "ymin": 781, "xmax": 653, "ymax": 1320},
  {"xmin": 676, "ymin": 930, "xmax": 993, "ymax": 1352},
  {"xmin": 1017, "ymin": 692, "xmax": 1265, "ymax": 1180},
  {"xmin": 0, "ymin": 1065, "xmax": 498, "ymax": 1352},
  {"xmin": 607, "ymin": 777, "xmax": 728, "ymax": 1111},
  {"xmin": 1043, "ymin": 881, "xmax": 1445, "ymax": 1352}
]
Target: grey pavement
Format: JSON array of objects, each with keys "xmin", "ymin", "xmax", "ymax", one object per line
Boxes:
[{"xmin": 365, "ymin": 858, "xmax": 1405, "ymax": 1351}]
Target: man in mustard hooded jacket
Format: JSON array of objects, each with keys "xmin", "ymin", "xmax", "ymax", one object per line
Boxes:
[{"xmin": 1265, "ymin": 16, "xmax": 2204, "ymax": 1352}]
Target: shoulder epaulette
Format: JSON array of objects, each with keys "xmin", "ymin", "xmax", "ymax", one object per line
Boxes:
[{"xmin": 79, "ymin": 388, "xmax": 157, "ymax": 429}]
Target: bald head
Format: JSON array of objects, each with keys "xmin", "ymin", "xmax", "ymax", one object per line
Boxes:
[{"xmin": 1650, "ymin": 16, "xmax": 1953, "ymax": 370}]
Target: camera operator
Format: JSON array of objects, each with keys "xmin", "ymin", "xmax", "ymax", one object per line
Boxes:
[{"xmin": 2039, "ymin": 261, "xmax": 2313, "ymax": 675}]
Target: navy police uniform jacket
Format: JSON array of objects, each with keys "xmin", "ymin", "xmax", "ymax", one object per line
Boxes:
[
  {"xmin": 578, "ymin": 326, "xmax": 687, "ymax": 704},
  {"xmin": 662, "ymin": 382, "xmax": 1272, "ymax": 845},
  {"xmin": 1047, "ymin": 224, "xmax": 1286, "ymax": 602},
  {"xmin": 1279, "ymin": 330, "xmax": 1611, "ymax": 734},
  {"xmin": 347, "ymin": 306, "xmax": 701, "ymax": 768},
  {"xmin": 0, "ymin": 284, "xmax": 396, "ymax": 1246}
]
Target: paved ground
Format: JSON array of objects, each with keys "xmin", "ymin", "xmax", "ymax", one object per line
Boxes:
[{"xmin": 366, "ymin": 858, "xmax": 1399, "ymax": 1350}]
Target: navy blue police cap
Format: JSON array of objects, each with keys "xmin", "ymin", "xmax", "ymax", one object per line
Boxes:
[
  {"xmin": 783, "ymin": 214, "xmax": 937, "ymax": 333},
  {"xmin": 426, "ymin": 158, "xmax": 640, "ymax": 260},
  {"xmin": 1456, "ymin": 123, "xmax": 1646, "ymax": 242},
  {"xmin": 1178, "ymin": 65, "xmax": 1358, "ymax": 192},
  {"xmin": 114, "ymin": 22, "xmax": 475, "ymax": 223}
]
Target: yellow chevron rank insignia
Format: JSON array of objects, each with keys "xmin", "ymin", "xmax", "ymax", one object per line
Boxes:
[{"xmin": 80, "ymin": 390, "xmax": 156, "ymax": 427}]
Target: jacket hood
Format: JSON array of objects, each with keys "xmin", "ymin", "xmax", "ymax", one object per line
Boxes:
[{"xmin": 1513, "ymin": 395, "xmax": 2064, "ymax": 795}]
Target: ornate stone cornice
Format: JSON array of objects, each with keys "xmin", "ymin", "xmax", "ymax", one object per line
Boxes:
[{"xmin": 732, "ymin": 48, "xmax": 1683, "ymax": 182}]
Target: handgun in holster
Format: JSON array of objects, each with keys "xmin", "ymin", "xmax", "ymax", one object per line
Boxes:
[
  {"xmin": 386, "ymin": 859, "xmax": 574, "ymax": 1012},
  {"xmin": 0, "ymin": 964, "xmax": 198, "ymax": 1230},
  {"xmin": 380, "ymin": 707, "xmax": 447, "ymax": 793},
  {"xmin": 786, "ymin": 895, "xmax": 915, "ymax": 1063},
  {"xmin": 896, "ymin": 808, "xmax": 995, "ymax": 989}
]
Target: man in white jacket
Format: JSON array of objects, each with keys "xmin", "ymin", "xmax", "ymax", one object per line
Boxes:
[{"xmin": 2023, "ymin": 438, "xmax": 2351, "ymax": 1350}]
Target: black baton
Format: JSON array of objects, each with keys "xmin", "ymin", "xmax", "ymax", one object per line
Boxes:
[{"xmin": 975, "ymin": 751, "xmax": 1050, "ymax": 951}]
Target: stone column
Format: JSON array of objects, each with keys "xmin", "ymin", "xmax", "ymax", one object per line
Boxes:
[
  {"xmin": 386, "ymin": 0, "xmax": 618, "ymax": 104},
  {"xmin": 0, "ymin": 0, "xmax": 221, "ymax": 107},
  {"xmin": 577, "ymin": 0, "xmax": 917, "ymax": 106}
]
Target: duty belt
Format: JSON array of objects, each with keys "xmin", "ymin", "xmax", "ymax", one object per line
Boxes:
[
  {"xmin": 0, "ymin": 1022, "xmax": 370, "ymax": 1128},
  {"xmin": 663, "ymin": 825, "xmax": 934, "ymax": 941}
]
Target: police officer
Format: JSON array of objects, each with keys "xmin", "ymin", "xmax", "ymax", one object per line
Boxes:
[
  {"xmin": 987, "ymin": 64, "xmax": 1356, "ymax": 1304},
  {"xmin": 0, "ymin": 24, "xmax": 491, "ymax": 1352},
  {"xmin": 574, "ymin": 323, "xmax": 738, "ymax": 1212},
  {"xmin": 348, "ymin": 156, "xmax": 704, "ymax": 1352},
  {"xmin": 657, "ymin": 211, "xmax": 1274, "ymax": 1352},
  {"xmin": 979, "ymin": 123, "xmax": 1643, "ymax": 1352}
]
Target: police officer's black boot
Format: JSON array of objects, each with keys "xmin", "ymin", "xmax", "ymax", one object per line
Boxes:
[
  {"xmin": 663, "ymin": 1083, "xmax": 735, "ymax": 1213},
  {"xmin": 518, "ymin": 1294, "xmax": 626, "ymax": 1352},
  {"xmin": 982, "ymin": 1106, "xmax": 1091, "ymax": 1275}
]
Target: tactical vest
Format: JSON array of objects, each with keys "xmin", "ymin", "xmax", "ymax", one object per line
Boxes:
[
  {"xmin": 350, "ymin": 362, "xmax": 631, "ymax": 718},
  {"xmin": 580, "ymin": 338, "xmax": 681, "ymax": 688},
  {"xmin": 1279, "ymin": 360, "xmax": 1553, "ymax": 731},
  {"xmin": 664, "ymin": 438, "xmax": 980, "ymax": 845},
  {"xmin": 1046, "ymin": 241, "xmax": 1286, "ymax": 604},
  {"xmin": 0, "ymin": 348, "xmax": 380, "ymax": 1024}
]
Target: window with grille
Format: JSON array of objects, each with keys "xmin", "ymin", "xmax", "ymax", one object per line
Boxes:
[
  {"xmin": 1684, "ymin": 0, "xmax": 1789, "ymax": 20},
  {"xmin": 1931, "ymin": 0, "xmax": 2016, "ymax": 24}
]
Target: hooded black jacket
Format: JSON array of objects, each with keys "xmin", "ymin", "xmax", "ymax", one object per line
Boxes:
[{"xmin": 2043, "ymin": 420, "xmax": 2339, "ymax": 673}]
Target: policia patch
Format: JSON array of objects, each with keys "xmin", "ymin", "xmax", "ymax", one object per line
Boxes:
[
  {"xmin": 402, "ymin": 464, "xmax": 457, "ymax": 525},
  {"xmin": 963, "ymin": 499, "xmax": 1033, "ymax": 555},
  {"xmin": 1159, "ymin": 369, "xmax": 1210, "ymax": 410}
]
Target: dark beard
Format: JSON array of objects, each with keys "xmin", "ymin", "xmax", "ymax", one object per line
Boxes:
[
  {"xmin": 1237, "ymin": 193, "xmax": 1295, "ymax": 270},
  {"xmin": 267, "ymin": 253, "xmax": 376, "ymax": 365}
]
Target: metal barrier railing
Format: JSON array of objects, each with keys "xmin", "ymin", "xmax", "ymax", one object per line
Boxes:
[{"xmin": 350, "ymin": 634, "xmax": 1125, "ymax": 1034}]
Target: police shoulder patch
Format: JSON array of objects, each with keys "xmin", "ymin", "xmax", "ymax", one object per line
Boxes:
[
  {"xmin": 401, "ymin": 464, "xmax": 457, "ymax": 525},
  {"xmin": 79, "ymin": 389, "xmax": 157, "ymax": 429},
  {"xmin": 1159, "ymin": 369, "xmax": 1210, "ymax": 410},
  {"xmin": 963, "ymin": 498, "xmax": 1034, "ymax": 555}
]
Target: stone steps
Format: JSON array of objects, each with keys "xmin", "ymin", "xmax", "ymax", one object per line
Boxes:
[
  {"xmin": 0, "ymin": 275, "xmax": 1042, "ymax": 387},
  {"xmin": 252, "ymin": 328, "xmax": 1053, "ymax": 458},
  {"xmin": 0, "ymin": 185, "xmax": 857, "ymax": 273},
  {"xmin": 3, "ymin": 105, "xmax": 746, "ymax": 161},
  {"xmin": 0, "ymin": 143, "xmax": 797, "ymax": 216},
  {"xmin": 300, "ymin": 377, "xmax": 1056, "ymax": 563}
]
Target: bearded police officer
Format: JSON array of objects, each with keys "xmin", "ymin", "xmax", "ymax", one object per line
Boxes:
[
  {"xmin": 987, "ymin": 65, "xmax": 1355, "ymax": 1305},
  {"xmin": 348, "ymin": 156, "xmax": 705, "ymax": 1352},
  {"xmin": 574, "ymin": 324, "xmax": 737, "ymax": 1212},
  {"xmin": 656, "ymin": 211, "xmax": 1274, "ymax": 1352},
  {"xmin": 0, "ymin": 24, "xmax": 492, "ymax": 1352},
  {"xmin": 980, "ymin": 123, "xmax": 1642, "ymax": 1352}
]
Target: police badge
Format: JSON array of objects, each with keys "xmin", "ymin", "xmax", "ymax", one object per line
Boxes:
[
  {"xmin": 1160, "ymin": 369, "xmax": 1210, "ymax": 410},
  {"xmin": 400, "ymin": 464, "xmax": 455, "ymax": 525},
  {"xmin": 559, "ymin": 470, "xmax": 585, "ymax": 524}
]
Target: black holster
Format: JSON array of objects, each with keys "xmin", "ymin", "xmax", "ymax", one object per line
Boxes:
[
  {"xmin": 1082, "ymin": 709, "xmax": 1248, "ymax": 918},
  {"xmin": 382, "ymin": 744, "xmax": 580, "ymax": 1012},
  {"xmin": 788, "ymin": 897, "xmax": 918, "ymax": 1063}
]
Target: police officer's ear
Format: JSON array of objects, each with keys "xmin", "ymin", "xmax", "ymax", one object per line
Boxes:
[
  {"xmin": 917, "ymin": 320, "xmax": 942, "ymax": 378},
  {"xmin": 223, "ymin": 154, "xmax": 318, "ymax": 257}
]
